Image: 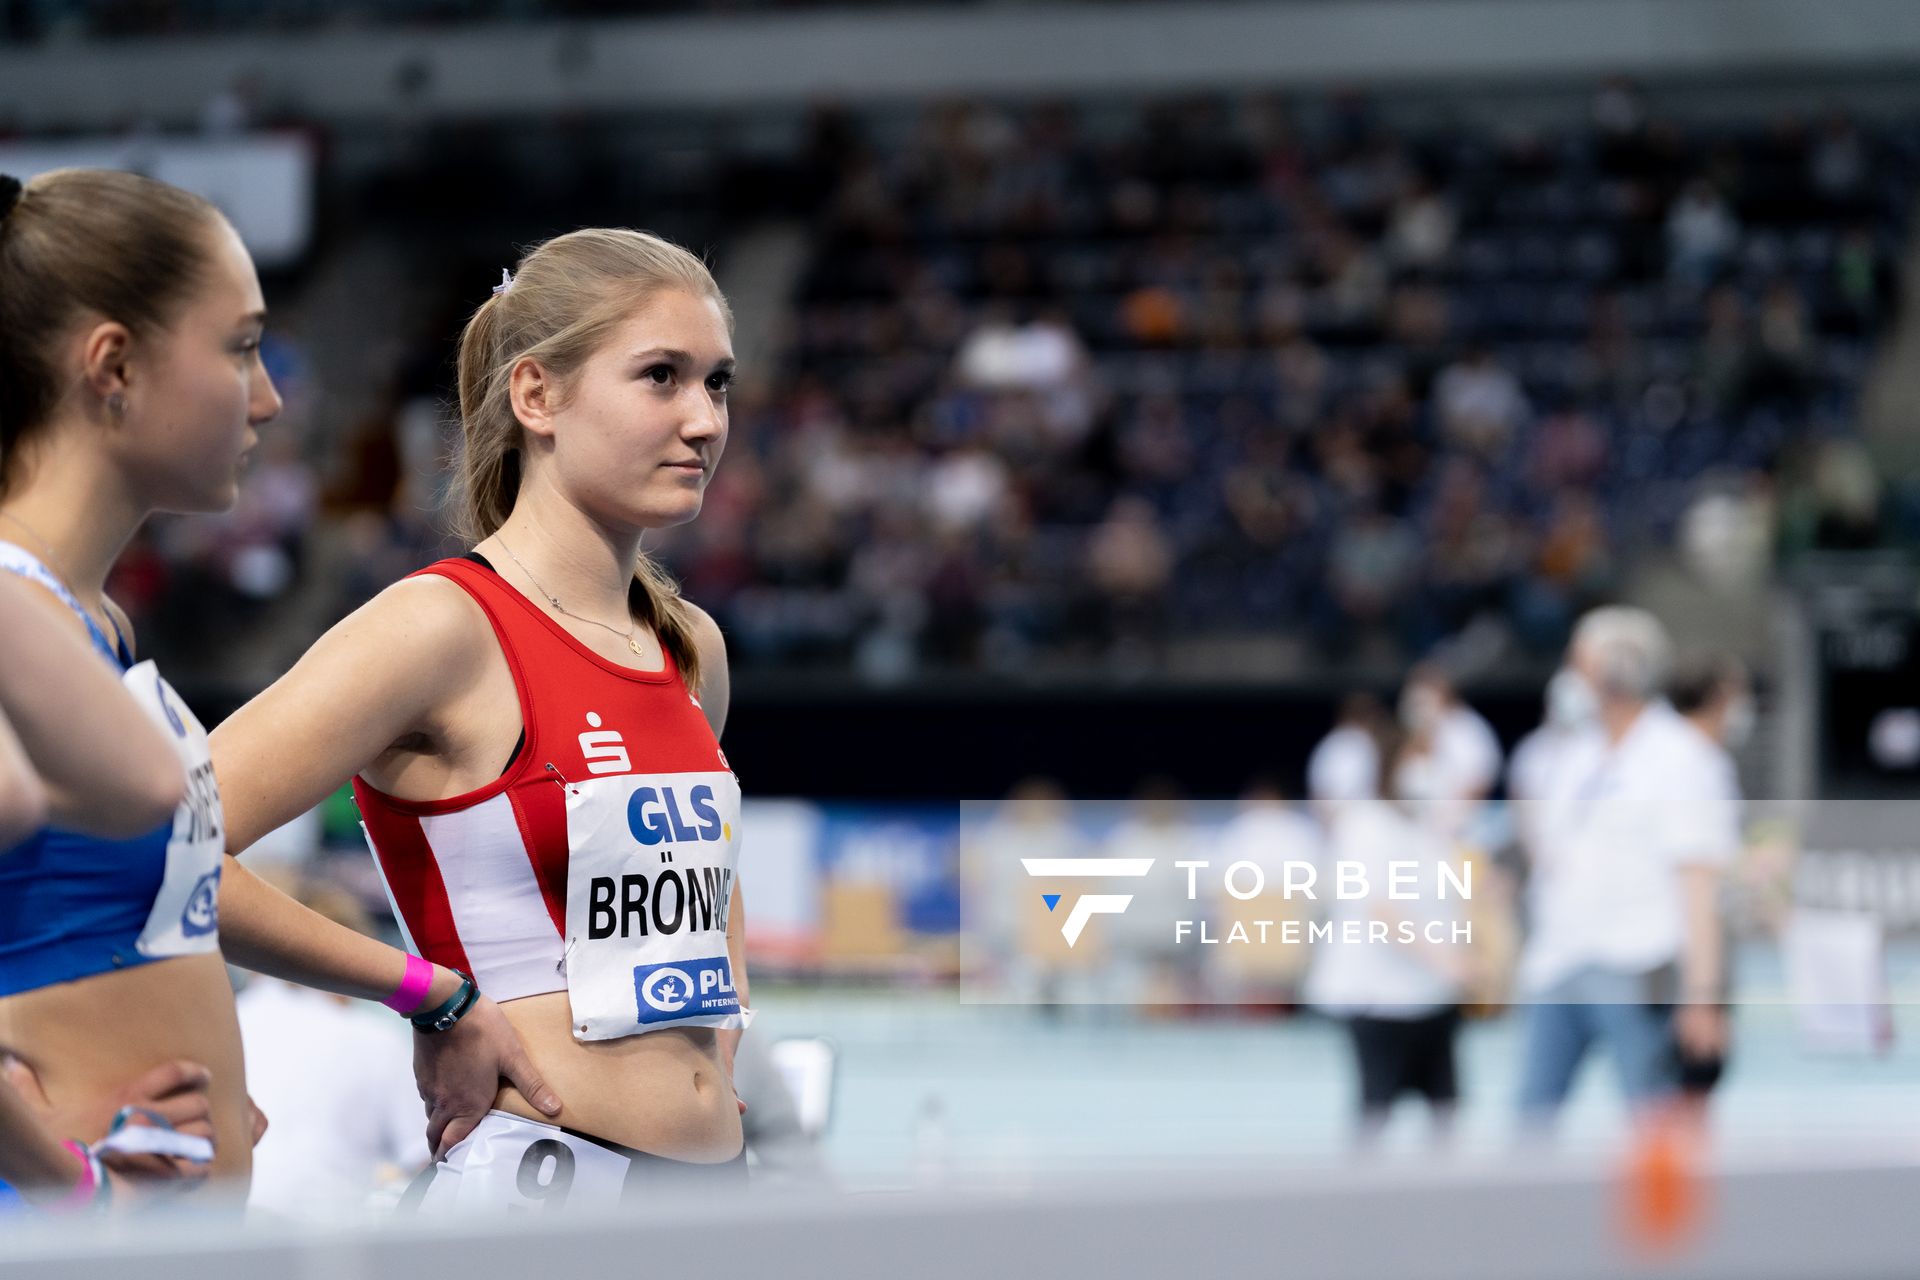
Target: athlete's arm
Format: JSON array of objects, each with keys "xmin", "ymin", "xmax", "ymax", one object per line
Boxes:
[
  {"xmin": 0, "ymin": 573, "xmax": 184, "ymax": 838},
  {"xmin": 0, "ymin": 710, "xmax": 47, "ymax": 846},
  {"xmin": 209, "ymin": 577, "xmax": 562, "ymax": 1152},
  {"xmin": 688, "ymin": 605, "xmax": 750, "ymax": 1109},
  {"xmin": 212, "ymin": 577, "xmax": 485, "ymax": 997}
]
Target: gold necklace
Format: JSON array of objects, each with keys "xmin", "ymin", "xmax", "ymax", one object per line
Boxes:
[
  {"xmin": 0, "ymin": 510, "xmax": 113, "ymax": 640},
  {"xmin": 493, "ymin": 534, "xmax": 643, "ymax": 655}
]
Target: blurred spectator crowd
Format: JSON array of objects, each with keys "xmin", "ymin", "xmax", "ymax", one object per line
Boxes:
[
  {"xmin": 62, "ymin": 82, "xmax": 1920, "ymax": 687},
  {"xmin": 654, "ymin": 87, "xmax": 1914, "ymax": 676}
]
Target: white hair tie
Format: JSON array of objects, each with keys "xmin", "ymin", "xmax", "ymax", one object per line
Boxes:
[{"xmin": 492, "ymin": 268, "xmax": 515, "ymax": 296}]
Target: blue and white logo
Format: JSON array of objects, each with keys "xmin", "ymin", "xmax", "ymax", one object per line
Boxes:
[
  {"xmin": 632, "ymin": 956, "xmax": 738, "ymax": 1024},
  {"xmin": 155, "ymin": 674, "xmax": 187, "ymax": 738},
  {"xmin": 180, "ymin": 867, "xmax": 220, "ymax": 938},
  {"xmin": 1021, "ymin": 857, "xmax": 1155, "ymax": 947}
]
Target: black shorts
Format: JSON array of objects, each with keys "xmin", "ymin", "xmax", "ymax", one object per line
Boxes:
[
  {"xmin": 1346, "ymin": 1008, "xmax": 1461, "ymax": 1109},
  {"xmin": 1674, "ymin": 1018, "xmax": 1729, "ymax": 1096}
]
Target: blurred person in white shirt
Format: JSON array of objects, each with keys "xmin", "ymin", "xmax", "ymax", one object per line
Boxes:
[
  {"xmin": 1217, "ymin": 778, "xmax": 1322, "ymax": 886},
  {"xmin": 1306, "ymin": 728, "xmax": 1472, "ymax": 1147},
  {"xmin": 1209, "ymin": 778, "xmax": 1323, "ymax": 1001},
  {"xmin": 237, "ymin": 877, "xmax": 427, "ymax": 1219},
  {"xmin": 1308, "ymin": 693, "xmax": 1389, "ymax": 820},
  {"xmin": 1100, "ymin": 778, "xmax": 1200, "ymax": 1003},
  {"xmin": 1516, "ymin": 609, "xmax": 1737, "ymax": 1126},
  {"xmin": 1395, "ymin": 663, "xmax": 1502, "ymax": 838},
  {"xmin": 1663, "ymin": 652, "xmax": 1751, "ymax": 1109},
  {"xmin": 977, "ymin": 777, "xmax": 1098, "ymax": 1004},
  {"xmin": 1508, "ymin": 668, "xmax": 1600, "ymax": 862}
]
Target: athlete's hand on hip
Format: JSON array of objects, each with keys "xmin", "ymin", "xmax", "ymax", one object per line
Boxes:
[
  {"xmin": 99, "ymin": 1059, "xmax": 220, "ymax": 1185},
  {"xmin": 414, "ymin": 993, "xmax": 562, "ymax": 1159},
  {"xmin": 6, "ymin": 1055, "xmax": 217, "ymax": 1189}
]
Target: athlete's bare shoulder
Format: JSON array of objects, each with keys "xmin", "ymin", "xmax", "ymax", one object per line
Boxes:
[
  {"xmin": 681, "ymin": 599, "xmax": 730, "ymax": 737},
  {"xmin": 682, "ymin": 599, "xmax": 725, "ymax": 660},
  {"xmin": 0, "ymin": 574, "xmax": 92, "ymax": 641},
  {"xmin": 331, "ymin": 570, "xmax": 500, "ymax": 692}
]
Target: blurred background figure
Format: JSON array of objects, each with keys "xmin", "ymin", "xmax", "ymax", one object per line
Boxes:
[
  {"xmin": 972, "ymin": 777, "xmax": 1103, "ymax": 1007},
  {"xmin": 1306, "ymin": 727, "xmax": 1471, "ymax": 1149},
  {"xmin": 1394, "ymin": 662, "xmax": 1503, "ymax": 839},
  {"xmin": 236, "ymin": 873, "xmax": 426, "ymax": 1220},
  {"xmin": 1208, "ymin": 777, "xmax": 1322, "ymax": 1003},
  {"xmin": 1309, "ymin": 693, "xmax": 1391, "ymax": 819},
  {"xmin": 1516, "ymin": 608, "xmax": 1735, "ymax": 1130},
  {"xmin": 1508, "ymin": 668, "xmax": 1600, "ymax": 865},
  {"xmin": 1663, "ymin": 651, "xmax": 1753, "ymax": 1116},
  {"xmin": 1100, "ymin": 779, "xmax": 1201, "ymax": 1006}
]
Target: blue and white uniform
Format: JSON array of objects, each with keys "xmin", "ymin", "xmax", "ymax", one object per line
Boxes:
[{"xmin": 0, "ymin": 542, "xmax": 224, "ymax": 997}]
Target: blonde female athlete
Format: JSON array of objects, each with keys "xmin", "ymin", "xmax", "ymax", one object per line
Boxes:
[
  {"xmin": 210, "ymin": 229, "xmax": 750, "ymax": 1207},
  {"xmin": 0, "ymin": 168, "xmax": 280, "ymax": 1197}
]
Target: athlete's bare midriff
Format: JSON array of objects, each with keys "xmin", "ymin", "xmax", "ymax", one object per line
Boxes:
[
  {"xmin": 0, "ymin": 951, "xmax": 252, "ymax": 1181},
  {"xmin": 492, "ymin": 993, "xmax": 742, "ymax": 1161}
]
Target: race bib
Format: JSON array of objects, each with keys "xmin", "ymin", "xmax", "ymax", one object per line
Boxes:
[
  {"xmin": 562, "ymin": 770, "xmax": 746, "ymax": 1040},
  {"xmin": 127, "ymin": 662, "xmax": 223, "ymax": 958}
]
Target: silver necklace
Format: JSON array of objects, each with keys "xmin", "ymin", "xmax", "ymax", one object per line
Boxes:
[
  {"xmin": 0, "ymin": 510, "xmax": 113, "ymax": 639},
  {"xmin": 493, "ymin": 534, "xmax": 643, "ymax": 655}
]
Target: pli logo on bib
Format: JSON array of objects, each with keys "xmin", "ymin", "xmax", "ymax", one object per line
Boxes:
[
  {"xmin": 180, "ymin": 868, "xmax": 221, "ymax": 938},
  {"xmin": 632, "ymin": 956, "xmax": 739, "ymax": 1024}
]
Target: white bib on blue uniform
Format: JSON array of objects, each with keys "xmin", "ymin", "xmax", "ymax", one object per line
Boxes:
[
  {"xmin": 124, "ymin": 660, "xmax": 223, "ymax": 958},
  {"xmin": 0, "ymin": 540, "xmax": 221, "ymax": 960}
]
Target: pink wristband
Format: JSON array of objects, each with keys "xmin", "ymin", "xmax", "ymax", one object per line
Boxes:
[
  {"xmin": 383, "ymin": 954, "xmax": 436, "ymax": 1015},
  {"xmin": 47, "ymin": 1141, "xmax": 100, "ymax": 1213}
]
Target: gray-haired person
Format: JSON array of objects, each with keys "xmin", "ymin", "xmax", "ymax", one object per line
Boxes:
[{"xmin": 1515, "ymin": 608, "xmax": 1737, "ymax": 1126}]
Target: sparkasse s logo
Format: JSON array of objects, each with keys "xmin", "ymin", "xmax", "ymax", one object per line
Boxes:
[
  {"xmin": 578, "ymin": 712, "xmax": 630, "ymax": 774},
  {"xmin": 1021, "ymin": 858, "xmax": 1155, "ymax": 946}
]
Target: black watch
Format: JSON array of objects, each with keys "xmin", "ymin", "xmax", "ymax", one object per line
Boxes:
[{"xmin": 410, "ymin": 970, "xmax": 479, "ymax": 1033}]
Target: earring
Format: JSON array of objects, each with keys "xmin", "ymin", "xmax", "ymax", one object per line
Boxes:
[{"xmin": 105, "ymin": 393, "xmax": 127, "ymax": 420}]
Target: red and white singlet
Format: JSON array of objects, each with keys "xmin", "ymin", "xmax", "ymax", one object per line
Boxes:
[{"xmin": 355, "ymin": 556, "xmax": 748, "ymax": 1041}]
